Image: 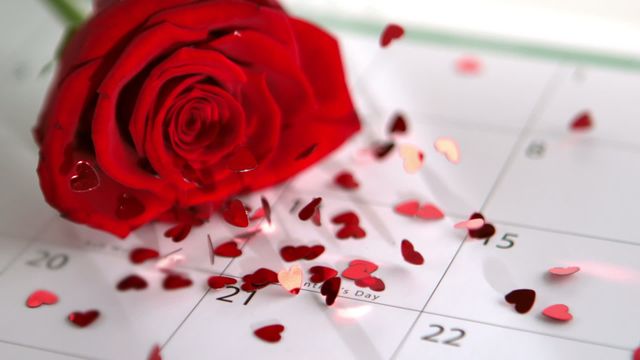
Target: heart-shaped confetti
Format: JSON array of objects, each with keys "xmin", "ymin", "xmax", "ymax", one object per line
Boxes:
[
  {"xmin": 399, "ymin": 144, "xmax": 424, "ymax": 174},
  {"xmin": 68, "ymin": 310, "xmax": 100, "ymax": 328},
  {"xmin": 311, "ymin": 207, "xmax": 322, "ymax": 227},
  {"xmin": 130, "ymin": 248, "xmax": 159, "ymax": 264},
  {"xmin": 542, "ymin": 304, "xmax": 573, "ymax": 321},
  {"xmin": 633, "ymin": 347, "xmax": 640, "ymax": 360},
  {"xmin": 223, "ymin": 199, "xmax": 249, "ymax": 228},
  {"xmin": 570, "ymin": 111, "xmax": 593, "ymax": 131},
  {"xmin": 467, "ymin": 213, "xmax": 496, "ymax": 239},
  {"xmin": 214, "ymin": 241, "xmax": 242, "ymax": 258},
  {"xmin": 278, "ymin": 265, "xmax": 302, "ymax": 295},
  {"xmin": 373, "ymin": 141, "xmax": 395, "ymax": 159},
  {"xmin": 504, "ymin": 289, "xmax": 536, "ymax": 314},
  {"xmin": 306, "ymin": 245, "xmax": 325, "ymax": 260},
  {"xmin": 456, "ymin": 56, "xmax": 482, "ymax": 75},
  {"xmin": 261, "ymin": 196, "xmax": 272, "ymax": 224},
  {"xmin": 254, "ymin": 324, "xmax": 284, "ymax": 343},
  {"xmin": 295, "ymin": 143, "xmax": 317, "ymax": 160},
  {"xmin": 298, "ymin": 197, "xmax": 322, "ymax": 221},
  {"xmin": 416, "ymin": 203, "xmax": 444, "ymax": 220},
  {"xmin": 226, "ymin": 147, "xmax": 258, "ymax": 173},
  {"xmin": 242, "ymin": 268, "xmax": 279, "ymax": 292},
  {"xmin": 434, "ymin": 137, "xmax": 461, "ymax": 164},
  {"xmin": 331, "ymin": 211, "xmax": 360, "ymax": 225},
  {"xmin": 401, "ymin": 239, "xmax": 424, "ymax": 265},
  {"xmin": 69, "ymin": 161, "xmax": 100, "ymax": 192},
  {"xmin": 320, "ymin": 277, "xmax": 341, "ymax": 306},
  {"xmin": 280, "ymin": 245, "xmax": 325, "ymax": 262},
  {"xmin": 26, "ymin": 289, "xmax": 58, "ymax": 308},
  {"xmin": 355, "ymin": 276, "xmax": 386, "ymax": 292},
  {"xmin": 334, "ymin": 171, "xmax": 359, "ymax": 190},
  {"xmin": 548, "ymin": 266, "xmax": 580, "ymax": 276},
  {"xmin": 148, "ymin": 345, "xmax": 162, "ymax": 360},
  {"xmin": 164, "ymin": 223, "xmax": 192, "ymax": 243},
  {"xmin": 454, "ymin": 218, "xmax": 485, "ymax": 230},
  {"xmin": 342, "ymin": 260, "xmax": 378, "ymax": 280},
  {"xmin": 380, "ymin": 23, "xmax": 405, "ymax": 48},
  {"xmin": 389, "ymin": 113, "xmax": 408, "ymax": 134},
  {"xmin": 336, "ymin": 223, "xmax": 366, "ymax": 239},
  {"xmin": 309, "ymin": 266, "xmax": 338, "ymax": 283},
  {"xmin": 394, "ymin": 200, "xmax": 420, "ymax": 216},
  {"xmin": 207, "ymin": 276, "xmax": 237, "ymax": 289},
  {"xmin": 163, "ymin": 273, "xmax": 193, "ymax": 290},
  {"xmin": 117, "ymin": 274, "xmax": 148, "ymax": 291}
]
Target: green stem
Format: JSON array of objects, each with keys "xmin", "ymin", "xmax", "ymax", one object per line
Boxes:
[{"xmin": 43, "ymin": 0, "xmax": 86, "ymax": 26}]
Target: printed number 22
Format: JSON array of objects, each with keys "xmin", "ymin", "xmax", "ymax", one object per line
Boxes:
[{"xmin": 422, "ymin": 325, "xmax": 465, "ymax": 346}]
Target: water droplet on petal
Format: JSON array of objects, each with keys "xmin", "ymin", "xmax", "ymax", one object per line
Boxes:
[
  {"xmin": 70, "ymin": 161, "xmax": 100, "ymax": 192},
  {"xmin": 116, "ymin": 193, "xmax": 145, "ymax": 220}
]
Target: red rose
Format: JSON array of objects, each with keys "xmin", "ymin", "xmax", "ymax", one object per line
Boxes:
[{"xmin": 35, "ymin": 0, "xmax": 360, "ymax": 237}]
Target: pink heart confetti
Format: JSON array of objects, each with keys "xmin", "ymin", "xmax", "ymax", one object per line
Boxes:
[
  {"xmin": 456, "ymin": 55, "xmax": 482, "ymax": 75},
  {"xmin": 542, "ymin": 304, "xmax": 573, "ymax": 321},
  {"xmin": 454, "ymin": 218, "xmax": 485, "ymax": 230},
  {"xmin": 548, "ymin": 266, "xmax": 580, "ymax": 276},
  {"xmin": 277, "ymin": 265, "xmax": 303, "ymax": 295},
  {"xmin": 399, "ymin": 144, "xmax": 424, "ymax": 174},
  {"xmin": 380, "ymin": 24, "xmax": 405, "ymax": 48},
  {"xmin": 434, "ymin": 137, "xmax": 461, "ymax": 164},
  {"xmin": 416, "ymin": 203, "xmax": 444, "ymax": 220},
  {"xmin": 26, "ymin": 289, "xmax": 58, "ymax": 308}
]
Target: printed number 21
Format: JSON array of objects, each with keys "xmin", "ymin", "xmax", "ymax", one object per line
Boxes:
[{"xmin": 483, "ymin": 233, "xmax": 517, "ymax": 249}]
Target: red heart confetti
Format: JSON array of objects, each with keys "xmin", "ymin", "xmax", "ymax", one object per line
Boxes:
[
  {"xmin": 280, "ymin": 245, "xmax": 325, "ymax": 262},
  {"xmin": 542, "ymin": 304, "xmax": 573, "ymax": 321},
  {"xmin": 163, "ymin": 273, "xmax": 193, "ymax": 290},
  {"xmin": 26, "ymin": 289, "xmax": 58, "ymax": 308},
  {"xmin": 401, "ymin": 239, "xmax": 424, "ymax": 265},
  {"xmin": 416, "ymin": 203, "xmax": 444, "ymax": 220},
  {"xmin": 295, "ymin": 143, "xmax": 317, "ymax": 161},
  {"xmin": 633, "ymin": 347, "xmax": 640, "ymax": 360},
  {"xmin": 373, "ymin": 141, "xmax": 395, "ymax": 159},
  {"xmin": 331, "ymin": 211, "xmax": 360, "ymax": 225},
  {"xmin": 309, "ymin": 266, "xmax": 339, "ymax": 283},
  {"xmin": 129, "ymin": 248, "xmax": 159, "ymax": 264},
  {"xmin": 355, "ymin": 276, "xmax": 386, "ymax": 292},
  {"xmin": 570, "ymin": 111, "xmax": 593, "ymax": 131},
  {"xmin": 548, "ymin": 266, "xmax": 580, "ymax": 276},
  {"xmin": 116, "ymin": 193, "xmax": 145, "ymax": 220},
  {"xmin": 380, "ymin": 23, "xmax": 405, "ymax": 48},
  {"xmin": 226, "ymin": 147, "xmax": 258, "ymax": 173},
  {"xmin": 389, "ymin": 113, "xmax": 408, "ymax": 134},
  {"xmin": 311, "ymin": 206, "xmax": 322, "ymax": 227},
  {"xmin": 69, "ymin": 161, "xmax": 100, "ymax": 192},
  {"xmin": 254, "ymin": 324, "xmax": 285, "ymax": 343},
  {"xmin": 68, "ymin": 310, "xmax": 100, "ymax": 328},
  {"xmin": 163, "ymin": 223, "xmax": 192, "ymax": 243},
  {"xmin": 336, "ymin": 223, "xmax": 366, "ymax": 240},
  {"xmin": 394, "ymin": 200, "xmax": 420, "ymax": 216},
  {"xmin": 298, "ymin": 197, "xmax": 322, "ymax": 221},
  {"xmin": 456, "ymin": 55, "xmax": 482, "ymax": 75},
  {"xmin": 214, "ymin": 241, "xmax": 242, "ymax": 258},
  {"xmin": 207, "ymin": 276, "xmax": 238, "ymax": 289},
  {"xmin": 242, "ymin": 268, "xmax": 279, "ymax": 292},
  {"xmin": 223, "ymin": 199, "xmax": 249, "ymax": 228},
  {"xmin": 467, "ymin": 212, "xmax": 496, "ymax": 239},
  {"xmin": 320, "ymin": 277, "xmax": 341, "ymax": 306},
  {"xmin": 334, "ymin": 171, "xmax": 359, "ymax": 190},
  {"xmin": 504, "ymin": 289, "xmax": 536, "ymax": 314},
  {"xmin": 342, "ymin": 260, "xmax": 378, "ymax": 280},
  {"xmin": 261, "ymin": 196, "xmax": 272, "ymax": 224},
  {"xmin": 117, "ymin": 274, "xmax": 148, "ymax": 291},
  {"xmin": 148, "ymin": 345, "xmax": 162, "ymax": 360}
]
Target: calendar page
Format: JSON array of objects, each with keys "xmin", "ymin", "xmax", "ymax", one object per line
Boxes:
[{"xmin": 1, "ymin": 1, "xmax": 639, "ymax": 359}]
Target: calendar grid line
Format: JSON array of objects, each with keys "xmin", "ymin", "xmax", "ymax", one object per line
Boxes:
[
  {"xmin": 0, "ymin": 338, "xmax": 98, "ymax": 360},
  {"xmin": 388, "ymin": 66, "xmax": 566, "ymax": 359}
]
